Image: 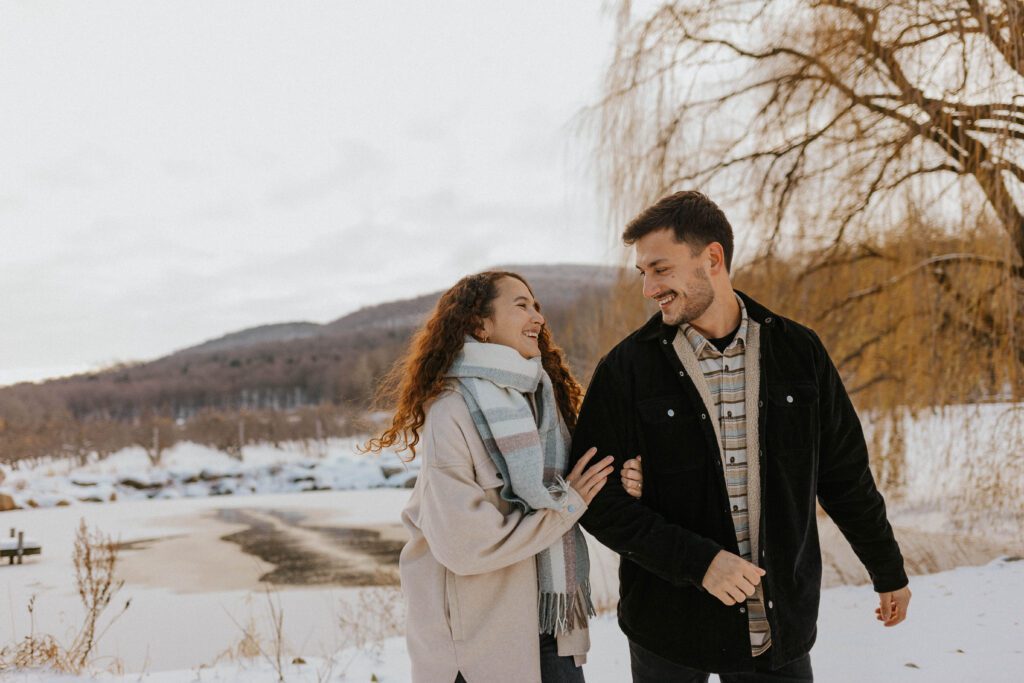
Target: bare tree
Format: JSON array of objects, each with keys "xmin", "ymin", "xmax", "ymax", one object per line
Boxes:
[
  {"xmin": 589, "ymin": 2, "xmax": 1024, "ymax": 497},
  {"xmin": 596, "ymin": 0, "xmax": 1024, "ymax": 264}
]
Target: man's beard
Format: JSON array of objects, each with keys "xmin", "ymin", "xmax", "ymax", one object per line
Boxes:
[{"xmin": 661, "ymin": 267, "xmax": 715, "ymax": 327}]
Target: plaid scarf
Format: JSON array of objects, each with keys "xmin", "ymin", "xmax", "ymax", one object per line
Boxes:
[{"xmin": 446, "ymin": 338, "xmax": 594, "ymax": 635}]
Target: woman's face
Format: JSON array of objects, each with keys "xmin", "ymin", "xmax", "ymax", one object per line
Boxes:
[{"xmin": 478, "ymin": 277, "xmax": 546, "ymax": 359}]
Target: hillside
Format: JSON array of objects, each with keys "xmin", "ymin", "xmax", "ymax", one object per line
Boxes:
[{"xmin": 0, "ymin": 264, "xmax": 622, "ymax": 463}]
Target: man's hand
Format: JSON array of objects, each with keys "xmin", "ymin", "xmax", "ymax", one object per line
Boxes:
[
  {"xmin": 875, "ymin": 585, "xmax": 911, "ymax": 627},
  {"xmin": 701, "ymin": 550, "xmax": 766, "ymax": 606},
  {"xmin": 621, "ymin": 455, "xmax": 642, "ymax": 498}
]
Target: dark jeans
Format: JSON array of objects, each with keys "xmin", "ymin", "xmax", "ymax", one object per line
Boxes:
[
  {"xmin": 455, "ymin": 633, "xmax": 585, "ymax": 682},
  {"xmin": 629, "ymin": 640, "xmax": 813, "ymax": 682}
]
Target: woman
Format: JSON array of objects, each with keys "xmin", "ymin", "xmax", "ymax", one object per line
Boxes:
[{"xmin": 365, "ymin": 270, "xmax": 641, "ymax": 682}]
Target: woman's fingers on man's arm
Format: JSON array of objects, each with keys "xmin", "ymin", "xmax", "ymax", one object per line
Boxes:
[
  {"xmin": 581, "ymin": 458, "xmax": 614, "ymax": 486},
  {"xmin": 570, "ymin": 447, "xmax": 598, "ymax": 478}
]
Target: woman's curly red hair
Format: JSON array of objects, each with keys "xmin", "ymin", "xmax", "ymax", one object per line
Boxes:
[{"xmin": 363, "ymin": 271, "xmax": 582, "ymax": 459}]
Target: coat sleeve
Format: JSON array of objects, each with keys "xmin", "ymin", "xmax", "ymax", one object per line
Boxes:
[
  {"xmin": 418, "ymin": 402, "xmax": 586, "ymax": 577},
  {"xmin": 571, "ymin": 358, "xmax": 723, "ymax": 588},
  {"xmin": 812, "ymin": 333, "xmax": 909, "ymax": 593}
]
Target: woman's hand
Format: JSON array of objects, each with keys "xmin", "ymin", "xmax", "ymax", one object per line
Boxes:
[
  {"xmin": 566, "ymin": 448, "xmax": 614, "ymax": 504},
  {"xmin": 622, "ymin": 455, "xmax": 642, "ymax": 498}
]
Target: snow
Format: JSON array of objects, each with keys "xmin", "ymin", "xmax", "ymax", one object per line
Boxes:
[
  {"xmin": 0, "ymin": 438, "xmax": 419, "ymax": 510},
  {"xmin": 2, "ymin": 558, "xmax": 1021, "ymax": 681},
  {"xmin": 0, "ymin": 407, "xmax": 1021, "ymax": 681}
]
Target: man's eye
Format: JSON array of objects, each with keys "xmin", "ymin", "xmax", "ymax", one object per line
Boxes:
[{"xmin": 655, "ymin": 268, "xmax": 668, "ymax": 274}]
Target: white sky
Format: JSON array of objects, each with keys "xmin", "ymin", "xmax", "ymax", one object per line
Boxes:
[{"xmin": 0, "ymin": 1, "xmax": 621, "ymax": 385}]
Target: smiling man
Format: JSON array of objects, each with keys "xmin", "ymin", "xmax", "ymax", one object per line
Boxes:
[{"xmin": 570, "ymin": 191, "xmax": 911, "ymax": 682}]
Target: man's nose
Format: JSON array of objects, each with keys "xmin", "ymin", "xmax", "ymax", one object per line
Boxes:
[{"xmin": 642, "ymin": 276, "xmax": 657, "ymax": 299}]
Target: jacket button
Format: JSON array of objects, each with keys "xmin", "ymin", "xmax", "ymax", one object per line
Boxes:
[
  {"xmin": 667, "ymin": 409, "xmax": 675, "ymax": 417},
  {"xmin": 678, "ymin": 371, "xmax": 685, "ymax": 377},
  {"xmin": 758, "ymin": 400, "xmax": 764, "ymax": 408},
  {"xmin": 662, "ymin": 339, "xmax": 669, "ymax": 345},
  {"xmin": 701, "ymin": 413, "xmax": 707, "ymax": 420},
  {"xmin": 567, "ymin": 505, "xmax": 576, "ymax": 513},
  {"xmin": 786, "ymin": 395, "xmax": 794, "ymax": 403},
  {"xmin": 768, "ymin": 600, "xmax": 774, "ymax": 609},
  {"xmin": 739, "ymin": 606, "xmax": 746, "ymax": 614},
  {"xmin": 764, "ymin": 316, "xmax": 773, "ymax": 324}
]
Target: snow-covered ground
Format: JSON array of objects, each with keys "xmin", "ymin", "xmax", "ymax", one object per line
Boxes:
[
  {"xmin": 0, "ymin": 404, "xmax": 1021, "ymax": 681},
  {"xmin": 0, "ymin": 439, "xmax": 419, "ymax": 509},
  {"xmin": 2, "ymin": 549, "xmax": 1022, "ymax": 681}
]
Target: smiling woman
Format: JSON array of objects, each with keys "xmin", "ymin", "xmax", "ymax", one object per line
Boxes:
[
  {"xmin": 362, "ymin": 270, "xmax": 641, "ymax": 683},
  {"xmin": 476, "ymin": 277, "xmax": 546, "ymax": 360}
]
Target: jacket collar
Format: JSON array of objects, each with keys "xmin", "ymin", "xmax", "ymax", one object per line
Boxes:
[{"xmin": 635, "ymin": 288, "xmax": 777, "ymax": 343}]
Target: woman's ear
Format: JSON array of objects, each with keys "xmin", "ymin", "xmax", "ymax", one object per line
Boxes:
[{"xmin": 475, "ymin": 318, "xmax": 493, "ymax": 343}]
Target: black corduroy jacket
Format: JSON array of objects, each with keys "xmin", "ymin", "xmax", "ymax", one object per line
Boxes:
[{"xmin": 570, "ymin": 290, "xmax": 908, "ymax": 673}]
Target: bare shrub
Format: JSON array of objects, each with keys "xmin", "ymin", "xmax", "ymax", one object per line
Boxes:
[
  {"xmin": 336, "ymin": 587, "xmax": 404, "ymax": 664},
  {"xmin": 0, "ymin": 519, "xmax": 129, "ymax": 675},
  {"xmin": 221, "ymin": 588, "xmax": 289, "ymax": 682}
]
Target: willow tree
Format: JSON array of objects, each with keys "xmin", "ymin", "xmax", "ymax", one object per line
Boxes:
[{"xmin": 591, "ymin": 0, "xmax": 1024, "ymax": 498}]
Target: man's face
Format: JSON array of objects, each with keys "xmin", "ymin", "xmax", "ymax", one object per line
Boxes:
[{"xmin": 635, "ymin": 228, "xmax": 715, "ymax": 327}]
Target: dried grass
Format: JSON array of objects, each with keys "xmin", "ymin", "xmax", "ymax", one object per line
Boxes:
[{"xmin": 0, "ymin": 519, "xmax": 130, "ymax": 675}]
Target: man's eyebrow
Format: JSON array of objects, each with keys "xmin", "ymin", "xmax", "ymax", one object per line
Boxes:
[
  {"xmin": 635, "ymin": 258, "xmax": 667, "ymax": 271},
  {"xmin": 513, "ymin": 295, "xmax": 531, "ymax": 303}
]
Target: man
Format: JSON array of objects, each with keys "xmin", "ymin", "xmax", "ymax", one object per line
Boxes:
[{"xmin": 570, "ymin": 191, "xmax": 911, "ymax": 681}]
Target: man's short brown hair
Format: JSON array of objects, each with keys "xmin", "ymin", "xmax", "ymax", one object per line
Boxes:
[{"xmin": 622, "ymin": 191, "xmax": 734, "ymax": 271}]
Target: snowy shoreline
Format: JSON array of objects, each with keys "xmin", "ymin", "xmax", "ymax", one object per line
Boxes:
[{"xmin": 0, "ymin": 439, "xmax": 419, "ymax": 510}]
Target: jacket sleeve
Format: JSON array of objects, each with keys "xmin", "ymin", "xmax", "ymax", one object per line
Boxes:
[
  {"xmin": 571, "ymin": 358, "xmax": 723, "ymax": 588},
  {"xmin": 418, "ymin": 404, "xmax": 586, "ymax": 577},
  {"xmin": 813, "ymin": 333, "xmax": 909, "ymax": 592}
]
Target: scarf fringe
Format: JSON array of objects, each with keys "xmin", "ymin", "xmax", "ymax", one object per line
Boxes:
[
  {"xmin": 538, "ymin": 581, "xmax": 596, "ymax": 637},
  {"xmin": 545, "ymin": 474, "xmax": 570, "ymax": 504}
]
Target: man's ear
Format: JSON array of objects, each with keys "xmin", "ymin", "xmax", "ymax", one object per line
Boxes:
[{"xmin": 707, "ymin": 242, "xmax": 726, "ymax": 274}]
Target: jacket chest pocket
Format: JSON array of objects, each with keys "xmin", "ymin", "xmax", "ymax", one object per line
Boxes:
[
  {"xmin": 638, "ymin": 395, "xmax": 704, "ymax": 472},
  {"xmin": 765, "ymin": 383, "xmax": 818, "ymax": 453},
  {"xmin": 474, "ymin": 461, "xmax": 513, "ymax": 515}
]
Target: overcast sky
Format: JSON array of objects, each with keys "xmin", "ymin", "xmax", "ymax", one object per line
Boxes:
[{"xmin": 0, "ymin": 1, "xmax": 621, "ymax": 386}]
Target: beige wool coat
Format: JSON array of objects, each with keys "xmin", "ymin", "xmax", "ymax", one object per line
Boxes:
[{"xmin": 399, "ymin": 389, "xmax": 591, "ymax": 683}]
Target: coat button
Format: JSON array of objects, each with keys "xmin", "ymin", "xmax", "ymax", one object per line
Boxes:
[
  {"xmin": 567, "ymin": 505, "xmax": 576, "ymax": 513},
  {"xmin": 739, "ymin": 606, "xmax": 746, "ymax": 614},
  {"xmin": 786, "ymin": 395, "xmax": 794, "ymax": 403},
  {"xmin": 701, "ymin": 413, "xmax": 707, "ymax": 420},
  {"xmin": 662, "ymin": 339, "xmax": 669, "ymax": 345},
  {"xmin": 764, "ymin": 316, "xmax": 773, "ymax": 324},
  {"xmin": 758, "ymin": 400, "xmax": 764, "ymax": 408},
  {"xmin": 768, "ymin": 600, "xmax": 774, "ymax": 609},
  {"xmin": 667, "ymin": 409, "xmax": 675, "ymax": 417},
  {"xmin": 678, "ymin": 371, "xmax": 685, "ymax": 377}
]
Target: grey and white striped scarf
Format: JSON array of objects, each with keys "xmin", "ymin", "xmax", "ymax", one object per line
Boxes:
[{"xmin": 446, "ymin": 338, "xmax": 594, "ymax": 636}]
